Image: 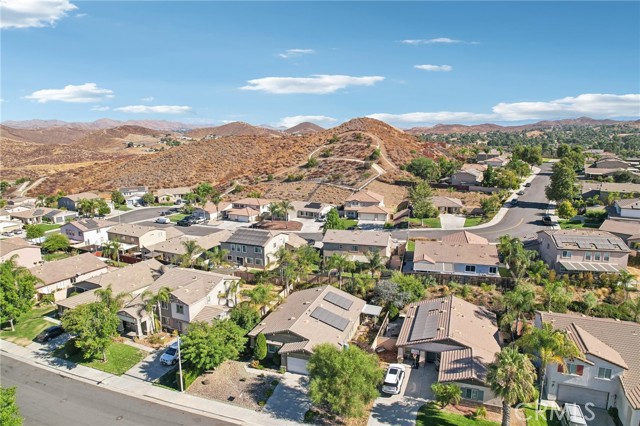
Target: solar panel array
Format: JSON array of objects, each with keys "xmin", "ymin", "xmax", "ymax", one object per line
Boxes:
[
  {"xmin": 324, "ymin": 292, "xmax": 353, "ymax": 310},
  {"xmin": 306, "ymin": 202, "xmax": 322, "ymax": 209},
  {"xmin": 84, "ymin": 219, "xmax": 99, "ymax": 229},
  {"xmin": 555, "ymin": 235, "xmax": 619, "ymax": 250},
  {"xmin": 409, "ymin": 305, "xmax": 439, "ymax": 342},
  {"xmin": 227, "ymin": 228, "xmax": 272, "ymax": 246},
  {"xmin": 310, "ymin": 307, "xmax": 349, "ymax": 331}
]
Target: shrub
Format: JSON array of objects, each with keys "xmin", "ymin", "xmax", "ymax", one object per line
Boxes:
[
  {"xmin": 177, "ymin": 367, "xmax": 201, "ymax": 390},
  {"xmin": 431, "ymin": 383, "xmax": 462, "ymax": 408},
  {"xmin": 40, "ymin": 294, "xmax": 55, "ymax": 305},
  {"xmin": 265, "ymin": 388, "xmax": 274, "ymax": 398},
  {"xmin": 304, "ymin": 409, "xmax": 316, "ymax": 423},
  {"xmin": 271, "ymin": 379, "xmax": 279, "ymax": 386},
  {"xmin": 306, "ymin": 158, "xmax": 318, "ymax": 168},
  {"xmin": 254, "ymin": 333, "xmax": 268, "ymax": 361},
  {"xmin": 474, "ymin": 406, "xmax": 487, "ymax": 419},
  {"xmin": 279, "ymin": 366, "xmax": 286, "ymax": 374},
  {"xmin": 585, "ymin": 209, "xmax": 608, "ymax": 220}
]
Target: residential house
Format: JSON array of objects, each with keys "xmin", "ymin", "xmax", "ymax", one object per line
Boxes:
[
  {"xmin": 476, "ymin": 149, "xmax": 501, "ymax": 162},
  {"xmin": 594, "ymin": 157, "xmax": 631, "ymax": 170},
  {"xmin": 536, "ymin": 229, "xmax": 630, "ymax": 274},
  {"xmin": 107, "ymin": 223, "xmax": 167, "ymax": 253},
  {"xmin": 536, "ymin": 311, "xmax": 640, "ymax": 426},
  {"xmin": 614, "ymin": 198, "xmax": 640, "ymax": 219},
  {"xmin": 44, "ymin": 209, "xmax": 77, "ymax": 224},
  {"xmin": 141, "ymin": 230, "xmax": 232, "ymax": 265},
  {"xmin": 220, "ymin": 228, "xmax": 308, "ymax": 270},
  {"xmin": 201, "ymin": 201, "xmax": 232, "ymax": 220},
  {"xmin": 248, "ymin": 285, "xmax": 375, "ymax": 374},
  {"xmin": 155, "ymin": 187, "xmax": 192, "ymax": 204},
  {"xmin": 599, "ymin": 219, "xmax": 640, "ymax": 247},
  {"xmin": 118, "ymin": 186, "xmax": 148, "ymax": 206},
  {"xmin": 226, "ymin": 207, "xmax": 260, "ymax": 222},
  {"xmin": 6, "ymin": 197, "xmax": 36, "ymax": 208},
  {"xmin": 430, "ymin": 196, "xmax": 464, "ymax": 214},
  {"xmin": 58, "ymin": 192, "xmax": 101, "ymax": 211},
  {"xmin": 231, "ymin": 198, "xmax": 273, "ymax": 215},
  {"xmin": 322, "ymin": 229, "xmax": 392, "ymax": 263},
  {"xmin": 29, "ymin": 253, "xmax": 108, "ymax": 301},
  {"xmin": 461, "ymin": 163, "xmax": 488, "ymax": 173},
  {"xmin": 61, "ymin": 218, "xmax": 118, "ymax": 247},
  {"xmin": 0, "ymin": 237, "xmax": 43, "ymax": 268},
  {"xmin": 344, "ymin": 190, "xmax": 390, "ymax": 222},
  {"xmin": 411, "ymin": 233, "xmax": 500, "ymax": 278},
  {"xmin": 291, "ymin": 201, "xmax": 333, "ymax": 219},
  {"xmin": 481, "ymin": 154, "xmax": 510, "ymax": 168},
  {"xmin": 0, "ymin": 208, "xmax": 11, "ymax": 221},
  {"xmin": 395, "ymin": 295, "xmax": 502, "ymax": 408},
  {"xmin": 451, "ymin": 169, "xmax": 484, "ymax": 186},
  {"xmin": 582, "ymin": 182, "xmax": 640, "ymax": 203},
  {"xmin": 10, "ymin": 208, "xmax": 55, "ymax": 225}
]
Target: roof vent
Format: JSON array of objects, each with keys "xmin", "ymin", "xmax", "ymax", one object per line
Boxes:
[{"xmin": 289, "ymin": 316, "xmax": 296, "ymax": 321}]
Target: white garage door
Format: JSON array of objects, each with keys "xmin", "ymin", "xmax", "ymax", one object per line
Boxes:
[
  {"xmin": 287, "ymin": 356, "xmax": 309, "ymax": 375},
  {"xmin": 557, "ymin": 385, "xmax": 609, "ymax": 409}
]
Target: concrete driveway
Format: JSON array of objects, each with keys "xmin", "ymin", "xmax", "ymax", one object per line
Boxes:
[
  {"xmin": 27, "ymin": 332, "xmax": 71, "ymax": 354},
  {"xmin": 125, "ymin": 349, "xmax": 175, "ymax": 382},
  {"xmin": 439, "ymin": 214, "xmax": 466, "ymax": 230},
  {"xmin": 292, "ymin": 217, "xmax": 324, "ymax": 233},
  {"xmin": 588, "ymin": 408, "xmax": 616, "ymax": 426},
  {"xmin": 264, "ymin": 373, "xmax": 310, "ymax": 424}
]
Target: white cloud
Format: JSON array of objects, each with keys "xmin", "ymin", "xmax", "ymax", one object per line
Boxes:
[
  {"xmin": 278, "ymin": 48, "xmax": 315, "ymax": 59},
  {"xmin": 113, "ymin": 105, "xmax": 192, "ymax": 114},
  {"xmin": 91, "ymin": 105, "xmax": 110, "ymax": 111},
  {"xmin": 241, "ymin": 75, "xmax": 384, "ymax": 94},
  {"xmin": 1, "ymin": 0, "xmax": 77, "ymax": 29},
  {"xmin": 24, "ymin": 83, "xmax": 114, "ymax": 103},
  {"xmin": 141, "ymin": 96, "xmax": 155, "ymax": 102},
  {"xmin": 414, "ymin": 64, "xmax": 452, "ymax": 72},
  {"xmin": 275, "ymin": 115, "xmax": 337, "ymax": 128},
  {"xmin": 402, "ymin": 38, "xmax": 463, "ymax": 45},
  {"xmin": 367, "ymin": 93, "xmax": 640, "ymax": 125}
]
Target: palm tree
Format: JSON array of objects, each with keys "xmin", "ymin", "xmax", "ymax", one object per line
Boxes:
[
  {"xmin": 327, "ymin": 253, "xmax": 354, "ymax": 290},
  {"xmin": 517, "ymin": 322, "xmax": 582, "ymax": 409},
  {"xmin": 618, "ymin": 271, "xmax": 636, "ymax": 303},
  {"xmin": 498, "ymin": 235, "xmax": 534, "ymax": 280},
  {"xmin": 226, "ymin": 279, "xmax": 240, "ymax": 306},
  {"xmin": 365, "ymin": 250, "xmax": 385, "ymax": 283},
  {"xmin": 275, "ymin": 246, "xmax": 295, "ymax": 291},
  {"xmin": 35, "ymin": 194, "xmax": 46, "ymax": 208},
  {"xmin": 101, "ymin": 239, "xmax": 122, "ymax": 263},
  {"xmin": 267, "ymin": 202, "xmax": 283, "ymax": 222},
  {"xmin": 95, "ymin": 285, "xmax": 130, "ymax": 311},
  {"xmin": 279, "ymin": 200, "xmax": 295, "ymax": 229},
  {"xmin": 141, "ymin": 286, "xmax": 171, "ymax": 334},
  {"xmin": 542, "ymin": 280, "xmax": 571, "ymax": 312},
  {"xmin": 487, "ymin": 347, "xmax": 538, "ymax": 426},
  {"xmin": 205, "ymin": 248, "xmax": 229, "ymax": 270},
  {"xmin": 211, "ymin": 190, "xmax": 223, "ymax": 219},
  {"xmin": 181, "ymin": 240, "xmax": 203, "ymax": 267},
  {"xmin": 501, "ymin": 283, "xmax": 536, "ymax": 341},
  {"xmin": 242, "ymin": 283, "xmax": 278, "ymax": 315},
  {"xmin": 77, "ymin": 198, "xmax": 96, "ymax": 217}
]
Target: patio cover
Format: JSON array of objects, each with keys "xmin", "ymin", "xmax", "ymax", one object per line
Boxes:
[{"xmin": 559, "ymin": 261, "xmax": 626, "ymax": 273}]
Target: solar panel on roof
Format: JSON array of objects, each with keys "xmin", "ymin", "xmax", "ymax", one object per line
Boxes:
[
  {"xmin": 324, "ymin": 292, "xmax": 353, "ymax": 310},
  {"xmin": 409, "ymin": 305, "xmax": 439, "ymax": 341},
  {"xmin": 310, "ymin": 307, "xmax": 349, "ymax": 331},
  {"xmin": 306, "ymin": 203, "xmax": 322, "ymax": 209}
]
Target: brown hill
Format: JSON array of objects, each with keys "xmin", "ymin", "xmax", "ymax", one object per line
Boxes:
[
  {"xmin": 186, "ymin": 122, "xmax": 282, "ymax": 139},
  {"xmin": 1, "ymin": 118, "xmax": 206, "ymax": 131},
  {"xmin": 0, "ymin": 124, "xmax": 93, "ymax": 145},
  {"xmin": 73, "ymin": 125, "xmax": 163, "ymax": 152},
  {"xmin": 284, "ymin": 122, "xmax": 324, "ymax": 134}
]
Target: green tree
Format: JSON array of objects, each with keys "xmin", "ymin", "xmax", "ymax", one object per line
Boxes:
[
  {"xmin": 409, "ymin": 180, "xmax": 438, "ymax": 226},
  {"xmin": 498, "ymin": 236, "xmax": 534, "ymax": 279},
  {"xmin": 254, "ymin": 333, "xmax": 267, "ymax": 361},
  {"xmin": 0, "ymin": 181, "xmax": 10, "ymax": 194},
  {"xmin": 545, "ymin": 161, "xmax": 578, "ymax": 202},
  {"xmin": 96, "ymin": 199, "xmax": 111, "ymax": 216},
  {"xmin": 180, "ymin": 320, "xmax": 247, "ymax": 371},
  {"xmin": 501, "ymin": 283, "xmax": 536, "ymax": 341},
  {"xmin": 582, "ymin": 292, "xmax": 598, "ymax": 315},
  {"xmin": 542, "ymin": 281, "xmax": 572, "ymax": 312},
  {"xmin": 323, "ymin": 208, "xmax": 342, "ymax": 231},
  {"xmin": 556, "ymin": 200, "xmax": 577, "ymax": 219},
  {"xmin": 141, "ymin": 286, "xmax": 171, "ymax": 334},
  {"xmin": 406, "ymin": 157, "xmax": 441, "ymax": 181},
  {"xmin": 0, "ymin": 387, "xmax": 22, "ymax": 426},
  {"xmin": 35, "ymin": 194, "xmax": 46, "ymax": 208},
  {"xmin": 365, "ymin": 250, "xmax": 385, "ymax": 283},
  {"xmin": 623, "ymin": 297, "xmax": 640, "ymax": 322},
  {"xmin": 483, "ymin": 165, "xmax": 498, "ymax": 187},
  {"xmin": 308, "ymin": 344, "xmax": 383, "ymax": 418},
  {"xmin": 267, "ymin": 202, "xmax": 283, "ymax": 222},
  {"xmin": 205, "ymin": 247, "xmax": 230, "ymax": 270},
  {"xmin": 194, "ymin": 183, "xmax": 215, "ymax": 208},
  {"xmin": 25, "ymin": 224, "xmax": 44, "ymax": 239},
  {"xmin": 61, "ymin": 300, "xmax": 120, "ymax": 362},
  {"xmin": 306, "ymin": 157, "xmax": 318, "ymax": 168},
  {"xmin": 496, "ymin": 169, "xmax": 521, "ymax": 190},
  {"xmin": 141, "ymin": 192, "xmax": 155, "ymax": 205},
  {"xmin": 279, "ymin": 200, "xmax": 295, "ymax": 228},
  {"xmin": 111, "ymin": 190, "xmax": 125, "ymax": 206},
  {"xmin": 327, "ymin": 253, "xmax": 355, "ymax": 290},
  {"xmin": 481, "ymin": 194, "xmax": 502, "ymax": 217},
  {"xmin": 0, "ymin": 257, "xmax": 39, "ymax": 331},
  {"xmin": 229, "ymin": 304, "xmax": 261, "ymax": 331},
  {"xmin": 101, "ymin": 239, "xmax": 121, "ymax": 263},
  {"xmin": 486, "ymin": 347, "xmax": 538, "ymax": 426},
  {"xmin": 391, "ymin": 272, "xmax": 425, "ymax": 303},
  {"xmin": 210, "ymin": 190, "xmax": 223, "ymax": 218},
  {"xmin": 242, "ymin": 283, "xmax": 278, "ymax": 314},
  {"xmin": 41, "ymin": 233, "xmax": 70, "ymax": 253},
  {"xmin": 180, "ymin": 240, "xmax": 203, "ymax": 267},
  {"xmin": 430, "ymin": 383, "xmax": 462, "ymax": 408},
  {"xmin": 77, "ymin": 198, "xmax": 98, "ymax": 217}
]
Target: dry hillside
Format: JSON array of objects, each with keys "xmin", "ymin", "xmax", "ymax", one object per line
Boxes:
[
  {"xmin": 284, "ymin": 122, "xmax": 324, "ymax": 134},
  {"xmin": 186, "ymin": 122, "xmax": 282, "ymax": 139},
  {"xmin": 0, "ymin": 124, "xmax": 93, "ymax": 145}
]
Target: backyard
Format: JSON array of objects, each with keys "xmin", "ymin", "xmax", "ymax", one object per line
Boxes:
[
  {"xmin": 0, "ymin": 305, "xmax": 56, "ymax": 346},
  {"xmin": 416, "ymin": 403, "xmax": 500, "ymax": 426},
  {"xmin": 54, "ymin": 341, "xmax": 146, "ymax": 375}
]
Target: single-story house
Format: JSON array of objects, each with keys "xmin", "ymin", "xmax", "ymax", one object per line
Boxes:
[
  {"xmin": 599, "ymin": 219, "xmax": 640, "ymax": 247},
  {"xmin": 322, "ymin": 229, "xmax": 393, "ymax": 263},
  {"xmin": 0, "ymin": 237, "xmax": 43, "ymax": 268},
  {"xmin": 481, "ymin": 154, "xmax": 510, "ymax": 168},
  {"xmin": 226, "ymin": 207, "xmax": 261, "ymax": 222},
  {"xmin": 451, "ymin": 169, "xmax": 483, "ymax": 186},
  {"xmin": 44, "ymin": 209, "xmax": 78, "ymax": 224},
  {"xmin": 61, "ymin": 218, "xmax": 118, "ymax": 247},
  {"xmin": 107, "ymin": 223, "xmax": 167, "ymax": 253},
  {"xmin": 58, "ymin": 192, "xmax": 102, "ymax": 211},
  {"xmin": 141, "ymin": 230, "xmax": 232, "ymax": 265},
  {"xmin": 155, "ymin": 187, "xmax": 192, "ymax": 204},
  {"xmin": 430, "ymin": 196, "xmax": 464, "ymax": 214},
  {"xmin": 594, "ymin": 158, "xmax": 631, "ymax": 170},
  {"xmin": 10, "ymin": 208, "xmax": 55, "ymax": 225},
  {"xmin": 614, "ymin": 198, "xmax": 640, "ymax": 219},
  {"xmin": 291, "ymin": 201, "xmax": 333, "ymax": 219},
  {"xmin": 582, "ymin": 182, "xmax": 640, "ymax": 202}
]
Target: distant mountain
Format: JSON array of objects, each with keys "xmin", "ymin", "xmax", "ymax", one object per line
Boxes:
[
  {"xmin": 1, "ymin": 119, "xmax": 210, "ymax": 131},
  {"xmin": 186, "ymin": 121, "xmax": 282, "ymax": 139},
  {"xmin": 284, "ymin": 122, "xmax": 325, "ymax": 134}
]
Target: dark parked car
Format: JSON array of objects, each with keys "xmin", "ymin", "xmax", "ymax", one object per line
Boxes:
[
  {"xmin": 510, "ymin": 199, "xmax": 519, "ymax": 206},
  {"xmin": 524, "ymin": 182, "xmax": 532, "ymax": 187},
  {"xmin": 177, "ymin": 216, "xmax": 196, "ymax": 227},
  {"xmin": 36, "ymin": 325, "xmax": 65, "ymax": 343}
]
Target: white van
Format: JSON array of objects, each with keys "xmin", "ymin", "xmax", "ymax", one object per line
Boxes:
[
  {"xmin": 155, "ymin": 217, "xmax": 171, "ymax": 224},
  {"xmin": 561, "ymin": 403, "xmax": 588, "ymax": 426}
]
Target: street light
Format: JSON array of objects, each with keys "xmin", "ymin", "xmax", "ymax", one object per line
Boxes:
[{"xmin": 177, "ymin": 335, "xmax": 184, "ymax": 392}]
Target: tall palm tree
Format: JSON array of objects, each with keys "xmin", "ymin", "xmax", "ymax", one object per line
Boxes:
[
  {"xmin": 141, "ymin": 286, "xmax": 171, "ymax": 334},
  {"xmin": 516, "ymin": 322, "xmax": 582, "ymax": 409},
  {"xmin": 275, "ymin": 246, "xmax": 294, "ymax": 291},
  {"xmin": 181, "ymin": 240, "xmax": 203, "ymax": 267},
  {"xmin": 211, "ymin": 190, "xmax": 223, "ymax": 219},
  {"xmin": 95, "ymin": 285, "xmax": 130, "ymax": 312},
  {"xmin": 205, "ymin": 248, "xmax": 229, "ymax": 270},
  {"xmin": 226, "ymin": 279, "xmax": 240, "ymax": 306},
  {"xmin": 542, "ymin": 280, "xmax": 571, "ymax": 312},
  {"xmin": 365, "ymin": 250, "xmax": 385, "ymax": 284},
  {"xmin": 498, "ymin": 235, "xmax": 534, "ymax": 280},
  {"xmin": 101, "ymin": 239, "xmax": 122, "ymax": 263},
  {"xmin": 618, "ymin": 271, "xmax": 636, "ymax": 303},
  {"xmin": 267, "ymin": 202, "xmax": 283, "ymax": 222},
  {"xmin": 279, "ymin": 200, "xmax": 295, "ymax": 229},
  {"xmin": 242, "ymin": 283, "xmax": 278, "ymax": 315},
  {"xmin": 501, "ymin": 283, "xmax": 536, "ymax": 341},
  {"xmin": 327, "ymin": 253, "xmax": 354, "ymax": 290},
  {"xmin": 487, "ymin": 347, "xmax": 538, "ymax": 426}
]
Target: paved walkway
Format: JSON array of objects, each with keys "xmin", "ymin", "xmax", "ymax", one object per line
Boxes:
[{"xmin": 0, "ymin": 339, "xmax": 302, "ymax": 426}]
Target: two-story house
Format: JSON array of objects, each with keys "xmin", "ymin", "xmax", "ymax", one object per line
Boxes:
[
  {"xmin": 396, "ymin": 295, "xmax": 502, "ymax": 409},
  {"xmin": 322, "ymin": 229, "xmax": 392, "ymax": 263},
  {"xmin": 61, "ymin": 218, "xmax": 117, "ymax": 247},
  {"xmin": 0, "ymin": 237, "xmax": 43, "ymax": 268},
  {"xmin": 536, "ymin": 311, "xmax": 640, "ymax": 426},
  {"xmin": 481, "ymin": 154, "xmax": 510, "ymax": 168},
  {"xmin": 220, "ymin": 228, "xmax": 308, "ymax": 270},
  {"xmin": 343, "ymin": 190, "xmax": 390, "ymax": 222},
  {"xmin": 411, "ymin": 232, "xmax": 500, "ymax": 278},
  {"xmin": 118, "ymin": 186, "xmax": 148, "ymax": 206},
  {"xmin": 57, "ymin": 192, "xmax": 102, "ymax": 211},
  {"xmin": 536, "ymin": 229, "xmax": 630, "ymax": 274},
  {"xmin": 107, "ymin": 223, "xmax": 167, "ymax": 253},
  {"xmin": 476, "ymin": 149, "xmax": 501, "ymax": 162}
]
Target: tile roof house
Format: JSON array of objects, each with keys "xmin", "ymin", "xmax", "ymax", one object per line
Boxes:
[
  {"xmin": 322, "ymin": 229, "xmax": 393, "ymax": 263},
  {"xmin": 107, "ymin": 223, "xmax": 167, "ymax": 253},
  {"xmin": 226, "ymin": 206, "xmax": 261, "ymax": 223},
  {"xmin": 582, "ymin": 182, "xmax": 640, "ymax": 202},
  {"xmin": 344, "ymin": 190, "xmax": 390, "ymax": 222},
  {"xmin": 220, "ymin": 228, "xmax": 307, "ymax": 270},
  {"xmin": 441, "ymin": 231, "xmax": 489, "ymax": 245},
  {"xmin": 29, "ymin": 253, "xmax": 108, "ymax": 301},
  {"xmin": 248, "ymin": 285, "xmax": 374, "ymax": 374},
  {"xmin": 201, "ymin": 201, "xmax": 233, "ymax": 220},
  {"xmin": 599, "ymin": 219, "xmax": 640, "ymax": 246},
  {"xmin": 231, "ymin": 198, "xmax": 273, "ymax": 215},
  {"xmin": 615, "ymin": 198, "xmax": 640, "ymax": 219},
  {"xmin": 0, "ymin": 237, "xmax": 43, "ymax": 268},
  {"xmin": 141, "ymin": 230, "xmax": 232, "ymax": 265},
  {"xmin": 396, "ymin": 296, "xmax": 502, "ymax": 407},
  {"xmin": 61, "ymin": 218, "xmax": 118, "ymax": 247},
  {"xmin": 57, "ymin": 192, "xmax": 101, "ymax": 211},
  {"xmin": 481, "ymin": 154, "xmax": 511, "ymax": 168},
  {"xmin": 537, "ymin": 229, "xmax": 630, "ymax": 273},
  {"xmin": 154, "ymin": 187, "xmax": 192, "ymax": 203},
  {"xmin": 430, "ymin": 196, "xmax": 464, "ymax": 214},
  {"xmin": 9, "ymin": 207, "xmax": 55, "ymax": 225},
  {"xmin": 476, "ymin": 149, "xmax": 501, "ymax": 162},
  {"xmin": 451, "ymin": 169, "xmax": 484, "ymax": 186},
  {"xmin": 291, "ymin": 201, "xmax": 334, "ymax": 219},
  {"xmin": 535, "ymin": 311, "xmax": 640, "ymax": 426}
]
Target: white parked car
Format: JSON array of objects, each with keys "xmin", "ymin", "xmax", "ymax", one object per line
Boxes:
[
  {"xmin": 155, "ymin": 217, "xmax": 171, "ymax": 224},
  {"xmin": 160, "ymin": 341, "xmax": 180, "ymax": 366},
  {"xmin": 381, "ymin": 363, "xmax": 406, "ymax": 395},
  {"xmin": 561, "ymin": 403, "xmax": 588, "ymax": 426}
]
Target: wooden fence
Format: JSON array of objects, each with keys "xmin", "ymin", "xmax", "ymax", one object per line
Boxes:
[{"xmin": 370, "ymin": 311, "xmax": 390, "ymax": 351}]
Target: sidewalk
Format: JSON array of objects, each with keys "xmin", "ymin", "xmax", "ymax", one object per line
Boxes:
[{"xmin": 0, "ymin": 339, "xmax": 301, "ymax": 426}]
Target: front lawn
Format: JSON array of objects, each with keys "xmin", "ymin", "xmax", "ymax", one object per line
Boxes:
[
  {"xmin": 37, "ymin": 223, "xmax": 62, "ymax": 232},
  {"xmin": 464, "ymin": 217, "xmax": 484, "ymax": 227},
  {"xmin": 559, "ymin": 220, "xmax": 601, "ymax": 230},
  {"xmin": 407, "ymin": 240, "xmax": 415, "ymax": 251},
  {"xmin": 54, "ymin": 341, "xmax": 146, "ymax": 375},
  {"xmin": 115, "ymin": 205, "xmax": 132, "ymax": 211},
  {"xmin": 0, "ymin": 306, "xmax": 56, "ymax": 346},
  {"xmin": 416, "ymin": 403, "xmax": 499, "ymax": 426},
  {"xmin": 521, "ymin": 406, "xmax": 562, "ymax": 426},
  {"xmin": 339, "ymin": 218, "xmax": 358, "ymax": 229},
  {"xmin": 169, "ymin": 213, "xmax": 189, "ymax": 223},
  {"xmin": 409, "ymin": 217, "xmax": 442, "ymax": 228}
]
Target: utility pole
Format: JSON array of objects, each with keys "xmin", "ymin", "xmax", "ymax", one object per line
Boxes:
[{"xmin": 177, "ymin": 335, "xmax": 184, "ymax": 392}]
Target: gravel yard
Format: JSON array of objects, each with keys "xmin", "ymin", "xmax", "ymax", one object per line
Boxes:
[{"xmin": 187, "ymin": 361, "xmax": 280, "ymax": 411}]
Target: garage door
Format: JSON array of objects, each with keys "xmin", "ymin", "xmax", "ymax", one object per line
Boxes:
[
  {"xmin": 287, "ymin": 356, "xmax": 309, "ymax": 375},
  {"xmin": 557, "ymin": 385, "xmax": 608, "ymax": 409}
]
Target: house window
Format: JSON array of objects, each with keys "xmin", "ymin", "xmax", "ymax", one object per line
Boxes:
[
  {"xmin": 230, "ymin": 244, "xmax": 236, "ymax": 252},
  {"xmin": 585, "ymin": 252, "xmax": 592, "ymax": 261},
  {"xmin": 603, "ymin": 252, "xmax": 610, "ymax": 262},
  {"xmin": 255, "ymin": 258, "xmax": 263, "ymax": 266},
  {"xmin": 246, "ymin": 258, "xmax": 253, "ymax": 264},
  {"xmin": 267, "ymin": 344, "xmax": 279, "ymax": 354},
  {"xmin": 242, "ymin": 245, "xmax": 247, "ymax": 253},
  {"xmin": 161, "ymin": 301, "xmax": 169, "ymax": 310},
  {"xmin": 339, "ymin": 244, "xmax": 344, "ymax": 250},
  {"xmin": 161, "ymin": 316, "xmax": 168, "ymax": 325},
  {"xmin": 227, "ymin": 255, "xmax": 232, "ymax": 261},
  {"xmin": 352, "ymin": 245, "xmax": 359, "ymax": 252},
  {"xmin": 465, "ymin": 265, "xmax": 476, "ymax": 273},
  {"xmin": 176, "ymin": 304, "xmax": 185, "ymax": 315},
  {"xmin": 461, "ymin": 388, "xmax": 484, "ymax": 401},
  {"xmin": 70, "ymin": 277, "xmax": 77, "ymax": 284},
  {"xmin": 561, "ymin": 363, "xmax": 584, "ymax": 376},
  {"xmin": 489, "ymin": 267, "xmax": 497, "ymax": 274},
  {"xmin": 255, "ymin": 247, "xmax": 263, "ymax": 254},
  {"xmin": 597, "ymin": 367, "xmax": 612, "ymax": 379},
  {"xmin": 236, "ymin": 256, "xmax": 243, "ymax": 263},
  {"xmin": 562, "ymin": 251, "xmax": 571, "ymax": 259},
  {"xmin": 594, "ymin": 252, "xmax": 601, "ymax": 261}
]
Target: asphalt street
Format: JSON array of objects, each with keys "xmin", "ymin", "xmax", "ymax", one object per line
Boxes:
[
  {"xmin": 391, "ymin": 162, "xmax": 554, "ymax": 242},
  {"xmin": 0, "ymin": 355, "xmax": 236, "ymax": 426}
]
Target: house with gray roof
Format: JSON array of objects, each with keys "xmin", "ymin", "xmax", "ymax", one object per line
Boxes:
[
  {"xmin": 322, "ymin": 229, "xmax": 393, "ymax": 263},
  {"xmin": 9, "ymin": 207, "xmax": 55, "ymax": 225},
  {"xmin": 248, "ymin": 285, "xmax": 377, "ymax": 374},
  {"xmin": 396, "ymin": 295, "xmax": 502, "ymax": 408},
  {"xmin": 536, "ymin": 311, "xmax": 640, "ymax": 426},
  {"xmin": 291, "ymin": 201, "xmax": 333, "ymax": 219},
  {"xmin": 58, "ymin": 192, "xmax": 101, "ymax": 211},
  {"xmin": 154, "ymin": 187, "xmax": 192, "ymax": 203},
  {"xmin": 537, "ymin": 229, "xmax": 630, "ymax": 274},
  {"xmin": 220, "ymin": 228, "xmax": 307, "ymax": 270},
  {"xmin": 107, "ymin": 223, "xmax": 167, "ymax": 253},
  {"xmin": 61, "ymin": 218, "xmax": 117, "ymax": 247},
  {"xmin": 141, "ymin": 229, "xmax": 232, "ymax": 265},
  {"xmin": 615, "ymin": 198, "xmax": 640, "ymax": 219},
  {"xmin": 430, "ymin": 196, "xmax": 464, "ymax": 214},
  {"xmin": 599, "ymin": 219, "xmax": 640, "ymax": 247},
  {"xmin": 451, "ymin": 169, "xmax": 484, "ymax": 186}
]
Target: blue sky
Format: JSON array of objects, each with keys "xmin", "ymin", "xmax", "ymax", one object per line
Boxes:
[{"xmin": 1, "ymin": 0, "xmax": 639, "ymax": 127}]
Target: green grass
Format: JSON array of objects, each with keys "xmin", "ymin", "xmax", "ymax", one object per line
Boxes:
[
  {"xmin": 559, "ymin": 220, "xmax": 587, "ymax": 230},
  {"xmin": 409, "ymin": 217, "xmax": 442, "ymax": 228},
  {"xmin": 0, "ymin": 306, "xmax": 56, "ymax": 346},
  {"xmin": 43, "ymin": 252, "xmax": 72, "ymax": 261},
  {"xmin": 407, "ymin": 240, "xmax": 415, "ymax": 251},
  {"xmin": 464, "ymin": 217, "xmax": 484, "ymax": 227},
  {"xmin": 155, "ymin": 367, "xmax": 180, "ymax": 390},
  {"xmin": 54, "ymin": 342, "xmax": 146, "ymax": 375},
  {"xmin": 521, "ymin": 406, "xmax": 562, "ymax": 426},
  {"xmin": 416, "ymin": 403, "xmax": 499, "ymax": 426},
  {"xmin": 339, "ymin": 218, "xmax": 358, "ymax": 229},
  {"xmin": 37, "ymin": 223, "xmax": 62, "ymax": 232},
  {"xmin": 115, "ymin": 205, "xmax": 132, "ymax": 211},
  {"xmin": 169, "ymin": 213, "xmax": 189, "ymax": 223}
]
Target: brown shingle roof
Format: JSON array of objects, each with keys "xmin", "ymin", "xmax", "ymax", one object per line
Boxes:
[
  {"xmin": 227, "ymin": 207, "xmax": 260, "ymax": 217},
  {"xmin": 29, "ymin": 253, "xmax": 108, "ymax": 287},
  {"xmin": 10, "ymin": 208, "xmax": 55, "ymax": 219},
  {"xmin": 155, "ymin": 187, "xmax": 192, "ymax": 196},
  {"xmin": 413, "ymin": 240, "xmax": 500, "ymax": 266},
  {"xmin": 232, "ymin": 198, "xmax": 273, "ymax": 207},
  {"xmin": 441, "ymin": 231, "xmax": 489, "ymax": 245},
  {"xmin": 323, "ymin": 230, "xmax": 391, "ymax": 248},
  {"xmin": 63, "ymin": 192, "xmax": 100, "ymax": 202},
  {"xmin": 430, "ymin": 196, "xmax": 464, "ymax": 209},
  {"xmin": 192, "ymin": 305, "xmax": 228, "ymax": 323},
  {"xmin": 345, "ymin": 204, "xmax": 390, "ymax": 214},
  {"xmin": 616, "ymin": 198, "xmax": 640, "ymax": 209},
  {"xmin": 64, "ymin": 218, "xmax": 117, "ymax": 232},
  {"xmin": 345, "ymin": 190, "xmax": 384, "ymax": 204}
]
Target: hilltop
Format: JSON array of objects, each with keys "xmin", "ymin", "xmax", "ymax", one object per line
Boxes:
[
  {"xmin": 186, "ymin": 122, "xmax": 283, "ymax": 139},
  {"xmin": 284, "ymin": 122, "xmax": 325, "ymax": 135}
]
